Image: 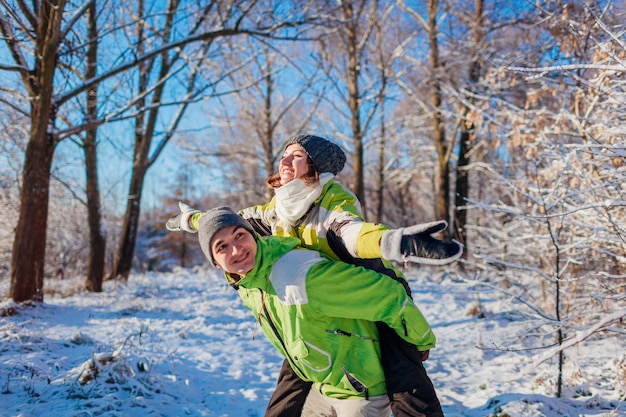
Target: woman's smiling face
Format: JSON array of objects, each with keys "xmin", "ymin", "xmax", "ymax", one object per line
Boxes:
[{"xmin": 279, "ymin": 144, "xmax": 312, "ymax": 185}]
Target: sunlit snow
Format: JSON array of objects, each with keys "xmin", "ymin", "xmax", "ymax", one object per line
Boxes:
[{"xmin": 1, "ymin": 267, "xmax": 624, "ymax": 417}]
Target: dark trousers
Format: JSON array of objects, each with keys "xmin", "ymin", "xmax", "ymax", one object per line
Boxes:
[
  {"xmin": 264, "ymin": 359, "xmax": 312, "ymax": 417},
  {"xmin": 264, "ymin": 322, "xmax": 443, "ymax": 417},
  {"xmin": 377, "ymin": 321, "xmax": 444, "ymax": 417}
]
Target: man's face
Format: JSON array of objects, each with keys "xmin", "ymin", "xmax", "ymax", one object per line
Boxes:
[
  {"xmin": 279, "ymin": 144, "xmax": 311, "ymax": 185},
  {"xmin": 211, "ymin": 226, "xmax": 257, "ymax": 276}
]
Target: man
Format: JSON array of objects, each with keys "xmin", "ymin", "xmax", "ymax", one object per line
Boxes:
[
  {"xmin": 168, "ymin": 134, "xmax": 460, "ymax": 417},
  {"xmin": 197, "ymin": 206, "xmax": 440, "ymax": 416}
]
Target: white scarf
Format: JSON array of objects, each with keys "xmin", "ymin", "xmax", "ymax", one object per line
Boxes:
[{"xmin": 275, "ymin": 173, "xmax": 334, "ymax": 225}]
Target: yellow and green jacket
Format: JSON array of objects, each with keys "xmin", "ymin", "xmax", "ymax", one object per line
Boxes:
[
  {"xmin": 190, "ymin": 179, "xmax": 414, "ymax": 295},
  {"xmin": 238, "ymin": 179, "xmax": 388, "ymax": 260},
  {"xmin": 228, "ymin": 234, "xmax": 436, "ymax": 400},
  {"xmin": 238, "ymin": 179, "xmax": 413, "ymax": 296}
]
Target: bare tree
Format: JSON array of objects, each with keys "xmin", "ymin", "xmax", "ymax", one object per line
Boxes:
[
  {"xmin": 180, "ymin": 36, "xmax": 324, "ymax": 206},
  {"xmin": 0, "ymin": 111, "xmax": 26, "ymax": 282},
  {"xmin": 2, "ymin": 0, "xmax": 69, "ymax": 302},
  {"xmin": 392, "ymin": 0, "xmax": 545, "ymax": 237},
  {"xmin": 110, "ymin": 1, "xmax": 331, "ymax": 280},
  {"xmin": 83, "ymin": 1, "xmax": 105, "ymax": 292},
  {"xmin": 393, "ymin": 0, "xmax": 457, "ymax": 234},
  {"xmin": 1, "ymin": 0, "xmax": 322, "ymax": 300},
  {"xmin": 452, "ymin": 0, "xmax": 484, "ymax": 255},
  {"xmin": 468, "ymin": 0, "xmax": 626, "ymax": 398},
  {"xmin": 314, "ymin": 0, "xmax": 392, "ymax": 218},
  {"xmin": 110, "ymin": 0, "xmax": 197, "ymax": 280},
  {"xmin": 426, "ymin": 0, "xmax": 454, "ymax": 231},
  {"xmin": 372, "ymin": 18, "xmax": 388, "ymax": 224}
]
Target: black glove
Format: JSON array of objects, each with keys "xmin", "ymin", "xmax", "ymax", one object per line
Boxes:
[{"xmin": 380, "ymin": 221, "xmax": 463, "ymax": 265}]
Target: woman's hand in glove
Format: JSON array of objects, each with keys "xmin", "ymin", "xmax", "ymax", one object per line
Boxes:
[{"xmin": 380, "ymin": 221, "xmax": 463, "ymax": 265}]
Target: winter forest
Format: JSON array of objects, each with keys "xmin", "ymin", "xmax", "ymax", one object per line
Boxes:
[{"xmin": 0, "ymin": 0, "xmax": 625, "ymax": 416}]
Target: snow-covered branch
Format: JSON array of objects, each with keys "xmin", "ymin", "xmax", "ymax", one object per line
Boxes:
[{"xmin": 532, "ymin": 308, "xmax": 626, "ymax": 367}]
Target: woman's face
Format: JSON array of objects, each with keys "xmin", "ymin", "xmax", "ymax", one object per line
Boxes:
[{"xmin": 279, "ymin": 144, "xmax": 311, "ymax": 185}]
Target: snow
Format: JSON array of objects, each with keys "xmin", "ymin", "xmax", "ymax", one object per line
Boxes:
[{"xmin": 1, "ymin": 267, "xmax": 624, "ymax": 417}]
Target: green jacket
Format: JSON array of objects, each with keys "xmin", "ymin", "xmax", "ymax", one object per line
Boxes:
[{"xmin": 227, "ymin": 235, "xmax": 436, "ymax": 400}]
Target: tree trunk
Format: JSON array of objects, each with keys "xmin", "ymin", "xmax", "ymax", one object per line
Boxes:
[
  {"xmin": 454, "ymin": 126, "xmax": 470, "ymax": 249},
  {"xmin": 374, "ymin": 21, "xmax": 387, "ymax": 225},
  {"xmin": 375, "ymin": 114, "xmax": 386, "ymax": 224},
  {"xmin": 84, "ymin": 128, "xmax": 106, "ymax": 290},
  {"xmin": 112, "ymin": 0, "xmax": 178, "ymax": 280},
  {"xmin": 453, "ymin": 0, "xmax": 484, "ymax": 256},
  {"xmin": 112, "ymin": 145, "xmax": 149, "ymax": 280},
  {"xmin": 9, "ymin": 0, "xmax": 66, "ymax": 303},
  {"xmin": 344, "ymin": 1, "xmax": 366, "ymax": 217},
  {"xmin": 427, "ymin": 0, "xmax": 451, "ymax": 235},
  {"xmin": 262, "ymin": 59, "xmax": 277, "ymax": 201},
  {"xmin": 435, "ymin": 142, "xmax": 451, "ymax": 234},
  {"xmin": 11, "ymin": 128, "xmax": 55, "ymax": 302},
  {"xmin": 84, "ymin": 1, "xmax": 106, "ymax": 292}
]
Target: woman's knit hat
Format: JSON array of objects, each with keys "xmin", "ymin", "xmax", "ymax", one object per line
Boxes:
[
  {"xmin": 285, "ymin": 134, "xmax": 346, "ymax": 175},
  {"xmin": 198, "ymin": 206, "xmax": 256, "ymax": 266}
]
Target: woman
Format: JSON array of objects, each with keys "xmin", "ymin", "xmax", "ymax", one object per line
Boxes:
[{"xmin": 167, "ymin": 134, "xmax": 462, "ymax": 417}]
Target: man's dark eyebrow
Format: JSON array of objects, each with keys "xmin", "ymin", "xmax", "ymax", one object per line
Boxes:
[
  {"xmin": 212, "ymin": 226, "xmax": 245, "ymax": 249},
  {"xmin": 211, "ymin": 225, "xmax": 236, "ymax": 247}
]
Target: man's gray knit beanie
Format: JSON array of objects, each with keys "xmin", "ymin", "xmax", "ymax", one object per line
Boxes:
[
  {"xmin": 198, "ymin": 206, "xmax": 256, "ymax": 266},
  {"xmin": 285, "ymin": 134, "xmax": 346, "ymax": 175}
]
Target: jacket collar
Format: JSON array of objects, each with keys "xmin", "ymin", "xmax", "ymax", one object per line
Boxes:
[{"xmin": 225, "ymin": 235, "xmax": 300, "ymax": 288}]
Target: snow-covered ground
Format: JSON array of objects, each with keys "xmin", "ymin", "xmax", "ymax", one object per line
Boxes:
[{"xmin": 1, "ymin": 267, "xmax": 624, "ymax": 417}]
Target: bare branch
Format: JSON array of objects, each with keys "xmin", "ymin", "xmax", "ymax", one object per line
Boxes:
[
  {"xmin": 508, "ymin": 64, "xmax": 626, "ymax": 80},
  {"xmin": 56, "ymin": 20, "xmax": 316, "ymax": 107},
  {"xmin": 60, "ymin": 0, "xmax": 95, "ymax": 40},
  {"xmin": 0, "ymin": 10, "xmax": 34, "ymax": 94},
  {"xmin": 532, "ymin": 308, "xmax": 626, "ymax": 367}
]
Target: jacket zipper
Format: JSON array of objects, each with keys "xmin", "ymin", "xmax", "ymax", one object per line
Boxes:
[{"xmin": 258, "ymin": 290, "xmax": 307, "ymax": 377}]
